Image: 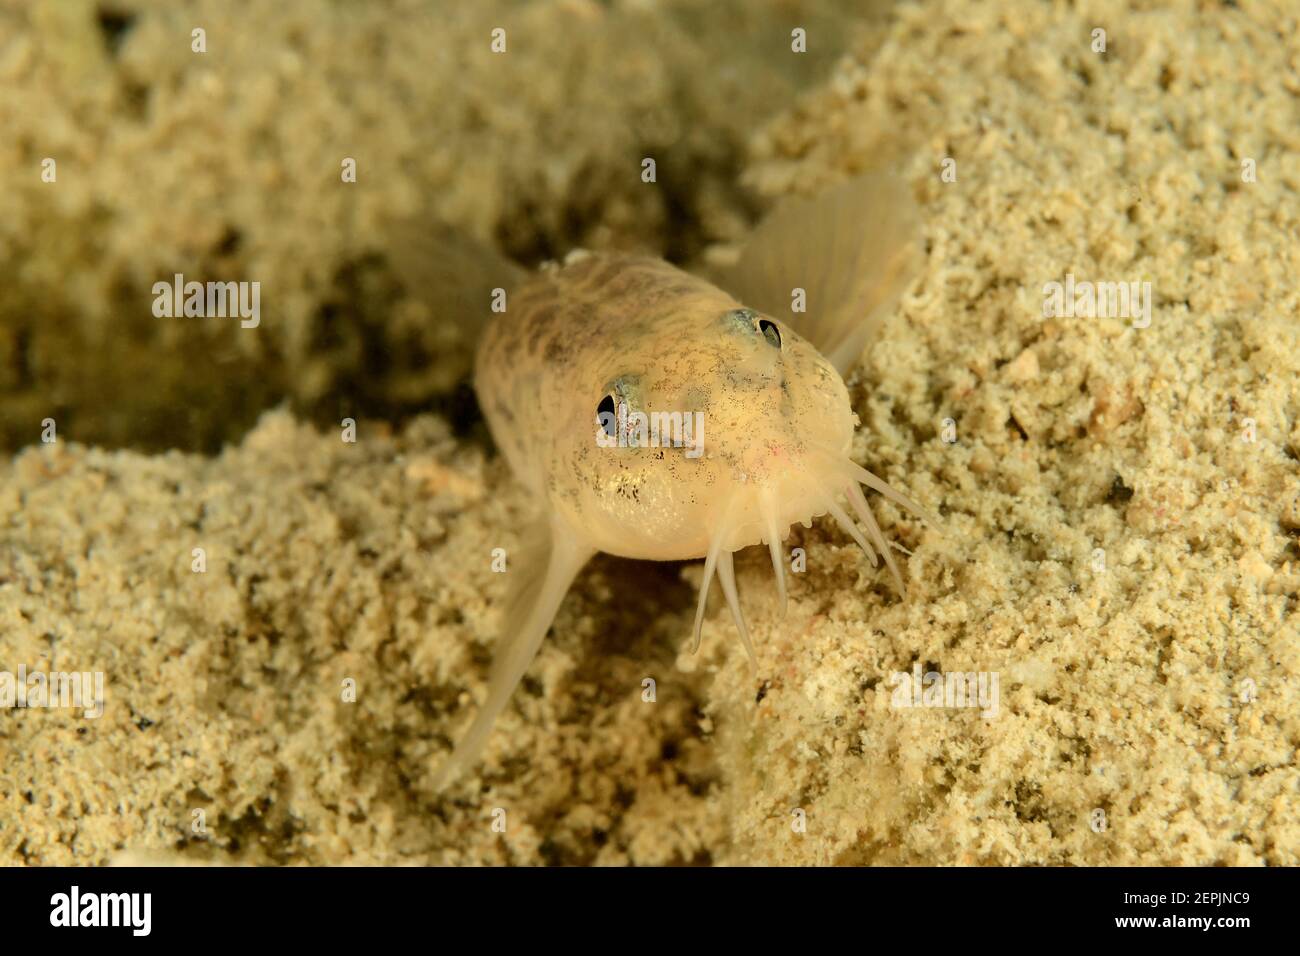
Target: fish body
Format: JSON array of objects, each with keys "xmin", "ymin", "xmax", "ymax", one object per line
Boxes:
[
  {"xmin": 435, "ymin": 173, "xmax": 930, "ymax": 788},
  {"xmin": 476, "ymin": 253, "xmax": 855, "ymax": 561}
]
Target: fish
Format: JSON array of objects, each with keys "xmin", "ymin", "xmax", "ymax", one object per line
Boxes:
[{"xmin": 431, "ymin": 171, "xmax": 933, "ymax": 788}]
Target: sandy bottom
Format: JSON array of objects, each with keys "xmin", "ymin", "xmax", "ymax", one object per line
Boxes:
[{"xmin": 2, "ymin": 0, "xmax": 1296, "ymax": 865}]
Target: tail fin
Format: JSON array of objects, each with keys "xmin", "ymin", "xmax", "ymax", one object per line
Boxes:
[
  {"xmin": 719, "ymin": 171, "xmax": 923, "ymax": 376},
  {"xmin": 431, "ymin": 516, "xmax": 593, "ymax": 790}
]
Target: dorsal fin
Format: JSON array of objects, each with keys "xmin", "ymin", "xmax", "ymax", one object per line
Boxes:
[{"xmin": 718, "ymin": 171, "xmax": 922, "ymax": 376}]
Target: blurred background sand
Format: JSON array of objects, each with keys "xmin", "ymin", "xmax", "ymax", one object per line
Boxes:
[{"xmin": 1, "ymin": 0, "xmax": 1296, "ymax": 864}]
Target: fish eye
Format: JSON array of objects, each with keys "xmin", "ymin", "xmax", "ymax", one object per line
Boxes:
[
  {"xmin": 596, "ymin": 393, "xmax": 617, "ymax": 438},
  {"xmin": 726, "ymin": 308, "xmax": 781, "ymax": 350},
  {"xmin": 725, "ymin": 307, "xmax": 759, "ymax": 331}
]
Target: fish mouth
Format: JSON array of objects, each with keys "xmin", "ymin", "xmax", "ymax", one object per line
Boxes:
[{"xmin": 691, "ymin": 443, "xmax": 937, "ymax": 666}]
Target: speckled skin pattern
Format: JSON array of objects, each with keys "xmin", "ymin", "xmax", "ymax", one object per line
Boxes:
[{"xmin": 475, "ymin": 253, "xmax": 856, "ymax": 560}]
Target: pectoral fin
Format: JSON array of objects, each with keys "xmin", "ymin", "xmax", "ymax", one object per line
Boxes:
[
  {"xmin": 432, "ymin": 514, "xmax": 594, "ymax": 791},
  {"xmin": 720, "ymin": 171, "xmax": 923, "ymax": 377}
]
